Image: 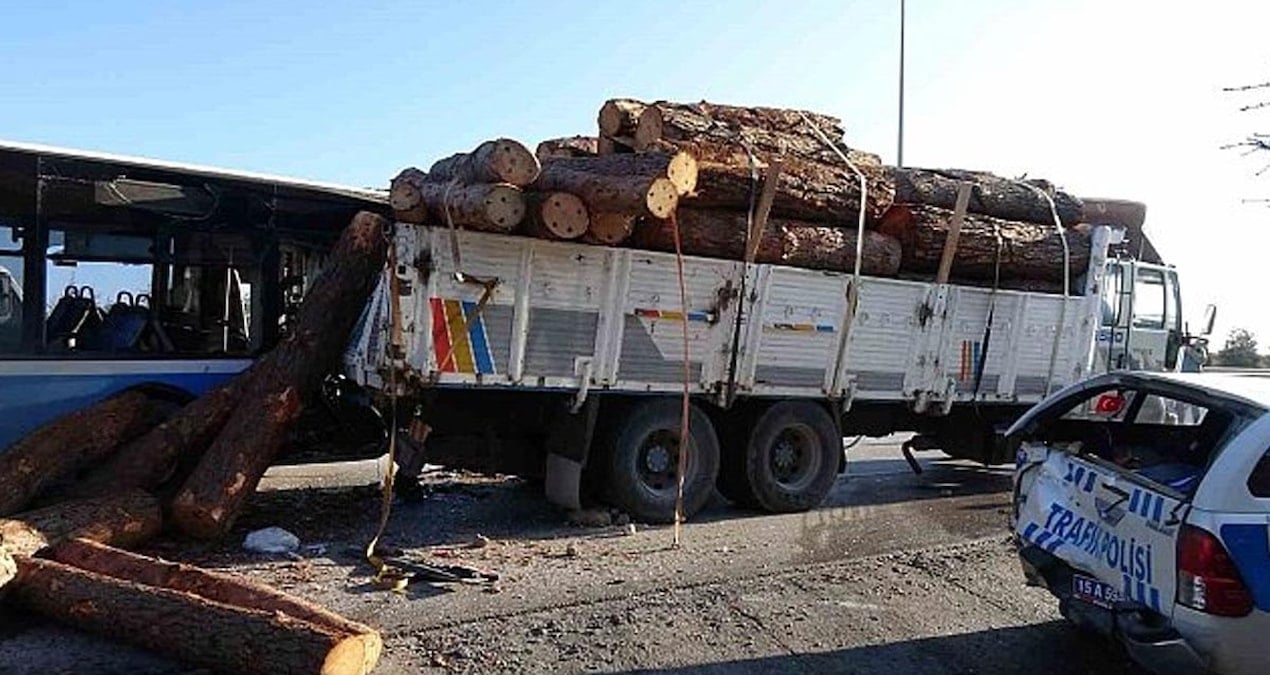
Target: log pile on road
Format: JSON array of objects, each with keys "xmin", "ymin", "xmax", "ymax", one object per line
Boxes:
[
  {"xmin": 0, "ymin": 211, "xmax": 389, "ymax": 675},
  {"xmin": 389, "ymin": 97, "xmax": 1124, "ymax": 289}
]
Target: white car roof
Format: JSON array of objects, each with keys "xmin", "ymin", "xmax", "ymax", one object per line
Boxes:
[{"xmin": 1120, "ymin": 371, "xmax": 1270, "ymax": 410}]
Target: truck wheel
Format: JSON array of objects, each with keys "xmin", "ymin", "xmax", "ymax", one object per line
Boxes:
[
  {"xmin": 600, "ymin": 398, "xmax": 720, "ymax": 524},
  {"xmin": 742, "ymin": 401, "xmax": 840, "ymax": 513}
]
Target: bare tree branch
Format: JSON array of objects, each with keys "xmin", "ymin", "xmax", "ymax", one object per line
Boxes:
[{"xmin": 1223, "ymin": 81, "xmax": 1270, "ymax": 92}]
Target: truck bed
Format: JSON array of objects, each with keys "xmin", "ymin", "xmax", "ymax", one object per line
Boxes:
[{"xmin": 347, "ymin": 224, "xmax": 1109, "ymax": 410}]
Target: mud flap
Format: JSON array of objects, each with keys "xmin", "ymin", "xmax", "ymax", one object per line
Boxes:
[{"xmin": 543, "ymin": 397, "xmax": 600, "ymax": 511}]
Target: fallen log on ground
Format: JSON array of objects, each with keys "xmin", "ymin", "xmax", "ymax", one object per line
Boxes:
[
  {"xmin": 0, "ymin": 491, "xmax": 161, "ymax": 558},
  {"xmin": 50, "ymin": 538, "xmax": 381, "ymax": 652},
  {"xmin": 524, "ymin": 191, "xmax": 590, "ymax": 240},
  {"xmin": 533, "ymin": 158, "xmax": 679, "ymax": 219},
  {"xmin": 427, "ymin": 138, "xmax": 540, "ymax": 187},
  {"xmin": 64, "ymin": 378, "xmax": 249, "ymax": 500},
  {"xmin": 170, "ymin": 212, "xmax": 389, "ymax": 540},
  {"xmin": 9, "ymin": 553, "xmax": 381, "ymax": 675},
  {"xmin": 878, "ymin": 204, "xmax": 1091, "ymax": 282},
  {"xmin": 891, "ymin": 167, "xmax": 1083, "ymax": 226},
  {"xmin": 536, "ymin": 135, "xmax": 599, "ymax": 159},
  {"xmin": 631, "ymin": 209, "xmax": 902, "ymax": 275},
  {"xmin": 690, "ymin": 155, "xmax": 894, "ymax": 225},
  {"xmin": 0, "ymin": 389, "xmax": 173, "ymax": 516}
]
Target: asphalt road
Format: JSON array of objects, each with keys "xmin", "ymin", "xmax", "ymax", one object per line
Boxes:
[{"xmin": 0, "ymin": 438, "xmax": 1140, "ymax": 674}]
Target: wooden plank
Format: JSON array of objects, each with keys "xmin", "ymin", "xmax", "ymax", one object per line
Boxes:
[{"xmin": 934, "ymin": 182, "xmax": 973, "ymax": 284}]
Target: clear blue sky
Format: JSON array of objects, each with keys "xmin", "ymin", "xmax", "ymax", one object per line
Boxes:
[{"xmin": 3, "ymin": 0, "xmax": 1269, "ymax": 341}]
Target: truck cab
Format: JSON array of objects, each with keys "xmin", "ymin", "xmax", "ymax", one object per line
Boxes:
[{"xmin": 1093, "ymin": 259, "xmax": 1209, "ymax": 375}]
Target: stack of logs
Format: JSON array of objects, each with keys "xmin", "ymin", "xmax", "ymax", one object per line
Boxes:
[
  {"xmin": 389, "ymin": 98, "xmax": 1152, "ymax": 291},
  {"xmin": 0, "ymin": 211, "xmax": 390, "ymax": 675}
]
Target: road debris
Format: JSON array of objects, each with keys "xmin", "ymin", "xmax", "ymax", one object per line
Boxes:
[{"xmin": 243, "ymin": 526, "xmax": 301, "ymax": 555}]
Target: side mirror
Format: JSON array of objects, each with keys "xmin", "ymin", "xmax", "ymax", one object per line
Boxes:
[{"xmin": 1202, "ymin": 304, "xmax": 1217, "ymax": 336}]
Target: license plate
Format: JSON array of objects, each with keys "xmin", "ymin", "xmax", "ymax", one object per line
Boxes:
[{"xmin": 1072, "ymin": 574, "xmax": 1121, "ymax": 609}]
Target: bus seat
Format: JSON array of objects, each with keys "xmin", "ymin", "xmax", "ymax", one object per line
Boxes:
[
  {"xmin": 83, "ymin": 291, "xmax": 150, "ymax": 352},
  {"xmin": 45, "ymin": 285, "xmax": 102, "ymax": 350}
]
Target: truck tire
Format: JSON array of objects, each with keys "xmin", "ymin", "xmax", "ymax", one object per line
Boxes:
[
  {"xmin": 741, "ymin": 401, "xmax": 840, "ymax": 513},
  {"xmin": 599, "ymin": 398, "xmax": 720, "ymax": 524}
]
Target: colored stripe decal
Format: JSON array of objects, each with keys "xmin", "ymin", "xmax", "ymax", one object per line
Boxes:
[
  {"xmin": 1128, "ymin": 490, "xmax": 1140, "ymax": 515},
  {"xmin": 1084, "ymin": 470, "xmax": 1097, "ymax": 493},
  {"xmin": 1149, "ymin": 587, "xmax": 1161, "ymax": 611},
  {"xmin": 463, "ymin": 300, "xmax": 495, "ymax": 375},
  {"xmin": 1151, "ymin": 494, "xmax": 1164, "ymax": 523},
  {"xmin": 443, "ymin": 299, "xmax": 476, "ymax": 374},
  {"xmin": 430, "ymin": 297, "xmax": 456, "ymax": 373},
  {"xmin": 635, "ymin": 308, "xmax": 714, "ymax": 323}
]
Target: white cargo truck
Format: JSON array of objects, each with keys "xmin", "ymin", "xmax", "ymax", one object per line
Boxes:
[{"xmin": 346, "ymin": 220, "xmax": 1209, "ymax": 522}]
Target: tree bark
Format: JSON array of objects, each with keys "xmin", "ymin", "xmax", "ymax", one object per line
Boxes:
[
  {"xmin": 388, "ymin": 167, "xmax": 427, "ymax": 212},
  {"xmin": 597, "ymin": 99, "xmax": 663, "ymax": 150},
  {"xmin": 49, "ymin": 538, "xmax": 378, "ymax": 645},
  {"xmin": 411, "ymin": 182, "xmax": 525, "ymax": 232},
  {"xmin": 0, "ymin": 389, "xmax": 172, "ymax": 516},
  {"xmin": 891, "ymin": 167, "xmax": 1084, "ymax": 226},
  {"xmin": 689, "ymin": 155, "xmax": 894, "ymax": 225},
  {"xmin": 651, "ymin": 100, "xmax": 845, "ymax": 142},
  {"xmin": 580, "ymin": 212, "xmax": 637, "ymax": 246},
  {"xmin": 0, "ymin": 490, "xmax": 161, "ymax": 562},
  {"xmin": 533, "ymin": 159, "xmax": 679, "ymax": 219},
  {"xmin": 524, "ymin": 191, "xmax": 589, "ymax": 240},
  {"xmin": 170, "ymin": 212, "xmax": 389, "ymax": 540},
  {"xmin": 64, "ymin": 378, "xmax": 249, "ymax": 500},
  {"xmin": 9, "ymin": 555, "xmax": 381, "ymax": 675},
  {"xmin": 536, "ymin": 136, "xmax": 599, "ymax": 159},
  {"xmin": 631, "ymin": 209, "xmax": 901, "ymax": 275},
  {"xmin": 539, "ymin": 152, "xmax": 697, "ymax": 197},
  {"xmin": 878, "ymin": 204, "xmax": 1091, "ymax": 282},
  {"xmin": 427, "ymin": 138, "xmax": 540, "ymax": 188}
]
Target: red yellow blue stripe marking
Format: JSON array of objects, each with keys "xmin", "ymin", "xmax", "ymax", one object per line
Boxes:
[
  {"xmin": 430, "ymin": 297, "xmax": 496, "ymax": 375},
  {"xmin": 767, "ymin": 322, "xmax": 835, "ymax": 333},
  {"xmin": 634, "ymin": 308, "xmax": 714, "ymax": 323}
]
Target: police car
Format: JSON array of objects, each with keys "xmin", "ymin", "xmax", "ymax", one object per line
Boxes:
[{"xmin": 1009, "ymin": 371, "xmax": 1270, "ymax": 675}]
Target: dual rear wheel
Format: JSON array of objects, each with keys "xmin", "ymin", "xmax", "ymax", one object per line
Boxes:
[{"xmin": 595, "ymin": 398, "xmax": 841, "ymax": 523}]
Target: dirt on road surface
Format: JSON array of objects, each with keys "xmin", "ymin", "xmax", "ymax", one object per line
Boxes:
[{"xmin": 0, "ymin": 441, "xmax": 1139, "ymax": 674}]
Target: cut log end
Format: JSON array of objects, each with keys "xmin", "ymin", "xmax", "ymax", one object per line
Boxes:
[
  {"xmin": 482, "ymin": 184, "xmax": 527, "ymax": 232},
  {"xmin": 665, "ymin": 152, "xmax": 699, "ymax": 196},
  {"xmin": 489, "ymin": 139, "xmax": 540, "ymax": 187},
  {"xmin": 388, "ymin": 168, "xmax": 426, "ymax": 211},
  {"xmin": 0, "ymin": 546, "xmax": 14, "ymax": 589},
  {"xmin": 324, "ymin": 633, "xmax": 384, "ymax": 675},
  {"xmin": 536, "ymin": 192, "xmax": 589, "ymax": 239},
  {"xmin": 644, "ymin": 178, "xmax": 680, "ymax": 219},
  {"xmin": 584, "ymin": 213, "xmax": 637, "ymax": 246},
  {"xmin": 633, "ymin": 106, "xmax": 664, "ymax": 150}
]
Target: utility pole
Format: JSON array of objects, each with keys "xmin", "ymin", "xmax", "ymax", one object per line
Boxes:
[{"xmin": 897, "ymin": 0, "xmax": 906, "ymax": 167}]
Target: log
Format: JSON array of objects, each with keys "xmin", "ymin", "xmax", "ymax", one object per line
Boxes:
[
  {"xmin": 64, "ymin": 378, "xmax": 248, "ymax": 500},
  {"xmin": 878, "ymin": 204, "xmax": 1091, "ymax": 282},
  {"xmin": 533, "ymin": 158, "xmax": 679, "ymax": 219},
  {"xmin": 597, "ymin": 99, "xmax": 663, "ymax": 150},
  {"xmin": 538, "ymin": 152, "xmax": 696, "ymax": 197},
  {"xmin": 581, "ymin": 212, "xmax": 637, "ymax": 246},
  {"xmin": 536, "ymin": 136, "xmax": 598, "ymax": 159},
  {"xmin": 0, "ymin": 389, "xmax": 172, "ymax": 516},
  {"xmin": 653, "ymin": 100, "xmax": 845, "ymax": 142},
  {"xmin": 413, "ymin": 182, "xmax": 526, "ymax": 232},
  {"xmin": 0, "ymin": 490, "xmax": 161, "ymax": 559},
  {"xmin": 9, "ymin": 555, "xmax": 380, "ymax": 675},
  {"xmin": 388, "ymin": 167, "xmax": 427, "ymax": 212},
  {"xmin": 524, "ymin": 191, "xmax": 589, "ymax": 240},
  {"xmin": 690, "ymin": 154, "xmax": 894, "ymax": 224},
  {"xmin": 631, "ymin": 209, "xmax": 901, "ymax": 275},
  {"xmin": 891, "ymin": 167, "xmax": 1083, "ymax": 226},
  {"xmin": 170, "ymin": 212, "xmax": 389, "ymax": 540},
  {"xmin": 0, "ymin": 546, "xmax": 12, "ymax": 588},
  {"xmin": 50, "ymin": 538, "xmax": 379, "ymax": 649},
  {"xmin": 427, "ymin": 138, "xmax": 540, "ymax": 187}
]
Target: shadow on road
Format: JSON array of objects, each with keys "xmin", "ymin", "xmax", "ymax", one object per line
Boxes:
[{"xmin": 618, "ymin": 621, "xmax": 1141, "ymax": 675}]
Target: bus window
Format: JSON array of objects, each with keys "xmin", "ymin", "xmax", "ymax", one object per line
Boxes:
[
  {"xmin": 1132, "ymin": 267, "xmax": 1167, "ymax": 330},
  {"xmin": 0, "ymin": 224, "xmax": 21, "ymax": 354}
]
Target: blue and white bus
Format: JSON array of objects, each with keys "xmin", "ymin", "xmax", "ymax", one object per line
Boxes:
[{"xmin": 0, "ymin": 141, "xmax": 387, "ymax": 449}]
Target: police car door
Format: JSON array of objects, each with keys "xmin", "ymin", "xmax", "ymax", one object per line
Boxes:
[{"xmin": 1016, "ymin": 388, "xmax": 1185, "ymax": 615}]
